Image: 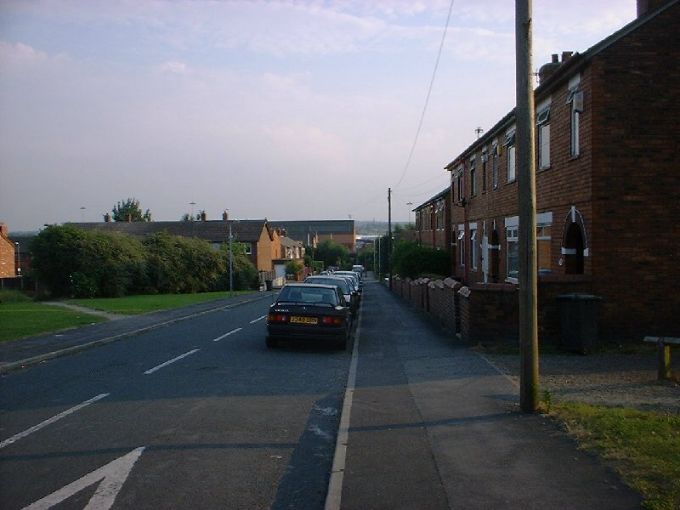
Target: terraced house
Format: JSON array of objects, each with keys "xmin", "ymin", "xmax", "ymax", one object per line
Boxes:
[{"xmin": 445, "ymin": 0, "xmax": 679, "ymax": 342}]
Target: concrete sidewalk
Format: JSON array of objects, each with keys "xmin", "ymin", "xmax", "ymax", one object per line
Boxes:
[
  {"xmin": 0, "ymin": 291, "xmax": 275, "ymax": 373},
  {"xmin": 340, "ymin": 281, "xmax": 641, "ymax": 509}
]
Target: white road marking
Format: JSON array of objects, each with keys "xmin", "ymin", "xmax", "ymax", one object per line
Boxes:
[
  {"xmin": 0, "ymin": 393, "xmax": 110, "ymax": 449},
  {"xmin": 249, "ymin": 315, "xmax": 266, "ymax": 324},
  {"xmin": 22, "ymin": 446, "xmax": 145, "ymax": 510},
  {"xmin": 144, "ymin": 349, "xmax": 200, "ymax": 375},
  {"xmin": 212, "ymin": 328, "xmax": 243, "ymax": 342},
  {"xmin": 324, "ymin": 299, "xmax": 362, "ymax": 510}
]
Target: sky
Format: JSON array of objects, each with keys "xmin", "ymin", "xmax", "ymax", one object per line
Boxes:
[{"xmin": 0, "ymin": 0, "xmax": 637, "ymax": 232}]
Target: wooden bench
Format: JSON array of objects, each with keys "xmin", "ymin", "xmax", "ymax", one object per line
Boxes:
[{"xmin": 644, "ymin": 336, "xmax": 680, "ymax": 380}]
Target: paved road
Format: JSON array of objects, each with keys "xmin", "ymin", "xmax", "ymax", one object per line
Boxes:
[
  {"xmin": 0, "ymin": 281, "xmax": 641, "ymax": 509},
  {"xmin": 0, "ymin": 294, "xmax": 351, "ymax": 509}
]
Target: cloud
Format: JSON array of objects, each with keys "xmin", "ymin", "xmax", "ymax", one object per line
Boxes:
[
  {"xmin": 157, "ymin": 60, "xmax": 190, "ymax": 75},
  {"xmin": 0, "ymin": 41, "xmax": 49, "ymax": 65}
]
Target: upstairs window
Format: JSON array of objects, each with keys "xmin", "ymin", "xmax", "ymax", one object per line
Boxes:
[
  {"xmin": 491, "ymin": 142, "xmax": 499, "ymax": 189},
  {"xmin": 537, "ymin": 105, "xmax": 551, "ymax": 169},
  {"xmin": 456, "ymin": 166, "xmax": 464, "ymax": 202},
  {"xmin": 481, "ymin": 149, "xmax": 488, "ymax": 192},
  {"xmin": 504, "ymin": 130, "xmax": 516, "ymax": 183},
  {"xmin": 469, "ymin": 157, "xmax": 477, "ymax": 196},
  {"xmin": 567, "ymin": 76, "xmax": 583, "ymax": 158}
]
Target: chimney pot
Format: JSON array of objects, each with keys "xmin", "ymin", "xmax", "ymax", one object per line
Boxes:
[
  {"xmin": 222, "ymin": 211, "xmax": 229, "ymax": 221},
  {"xmin": 561, "ymin": 51, "xmax": 573, "ymax": 62},
  {"xmin": 552, "ymin": 54, "xmax": 559, "ymax": 63},
  {"xmin": 104, "ymin": 212, "xmax": 111, "ymax": 223}
]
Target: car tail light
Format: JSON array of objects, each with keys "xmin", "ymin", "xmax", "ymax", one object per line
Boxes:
[
  {"xmin": 321, "ymin": 316, "xmax": 343, "ymax": 326},
  {"xmin": 268, "ymin": 313, "xmax": 288, "ymax": 323}
]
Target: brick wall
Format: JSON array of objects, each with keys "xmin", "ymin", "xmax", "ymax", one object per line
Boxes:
[
  {"xmin": 589, "ymin": 2, "xmax": 680, "ymax": 340},
  {"xmin": 0, "ymin": 226, "xmax": 16, "ymax": 278}
]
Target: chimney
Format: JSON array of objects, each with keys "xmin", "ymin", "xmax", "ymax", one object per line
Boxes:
[
  {"xmin": 104, "ymin": 212, "xmax": 111, "ymax": 223},
  {"xmin": 200, "ymin": 211, "xmax": 207, "ymax": 221},
  {"xmin": 538, "ymin": 54, "xmax": 560, "ymax": 85},
  {"xmin": 222, "ymin": 210, "xmax": 229, "ymax": 221},
  {"xmin": 0, "ymin": 223, "xmax": 7, "ymax": 237},
  {"xmin": 561, "ymin": 51, "xmax": 573, "ymax": 62}
]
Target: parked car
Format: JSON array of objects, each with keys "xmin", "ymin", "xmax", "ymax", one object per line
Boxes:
[
  {"xmin": 333, "ymin": 271, "xmax": 362, "ymax": 296},
  {"xmin": 304, "ymin": 275, "xmax": 358, "ymax": 313},
  {"xmin": 266, "ymin": 283, "xmax": 351, "ymax": 350}
]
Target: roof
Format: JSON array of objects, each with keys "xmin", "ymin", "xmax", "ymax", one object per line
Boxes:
[
  {"xmin": 270, "ymin": 220, "xmax": 355, "ymax": 243},
  {"xmin": 68, "ymin": 220, "xmax": 269, "ymax": 243},
  {"xmin": 280, "ymin": 236, "xmax": 303, "ymax": 248},
  {"xmin": 444, "ymin": 0, "xmax": 679, "ymax": 169},
  {"xmin": 413, "ymin": 187, "xmax": 450, "ymax": 211}
]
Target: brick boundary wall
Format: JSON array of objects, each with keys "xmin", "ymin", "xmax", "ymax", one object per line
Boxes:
[{"xmin": 391, "ymin": 275, "xmax": 598, "ymax": 346}]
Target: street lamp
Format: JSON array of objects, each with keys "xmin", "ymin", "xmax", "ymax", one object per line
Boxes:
[
  {"xmin": 15, "ymin": 242, "xmax": 23, "ymax": 290},
  {"xmin": 80, "ymin": 206, "xmax": 86, "ymax": 222}
]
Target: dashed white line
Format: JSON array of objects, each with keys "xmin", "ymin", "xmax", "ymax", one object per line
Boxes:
[
  {"xmin": 212, "ymin": 328, "xmax": 243, "ymax": 342},
  {"xmin": 249, "ymin": 315, "xmax": 267, "ymax": 324},
  {"xmin": 144, "ymin": 349, "xmax": 200, "ymax": 375},
  {"xmin": 0, "ymin": 393, "xmax": 110, "ymax": 449}
]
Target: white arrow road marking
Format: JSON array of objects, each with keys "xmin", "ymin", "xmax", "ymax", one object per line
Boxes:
[
  {"xmin": 0, "ymin": 393, "xmax": 110, "ymax": 449},
  {"xmin": 144, "ymin": 349, "xmax": 199, "ymax": 375},
  {"xmin": 212, "ymin": 328, "xmax": 242, "ymax": 342},
  {"xmin": 249, "ymin": 315, "xmax": 266, "ymax": 324},
  {"xmin": 22, "ymin": 447, "xmax": 145, "ymax": 510}
]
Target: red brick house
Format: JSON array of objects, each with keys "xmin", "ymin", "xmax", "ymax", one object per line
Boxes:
[
  {"xmin": 445, "ymin": 0, "xmax": 679, "ymax": 341},
  {"xmin": 413, "ymin": 188, "xmax": 452, "ymax": 253},
  {"xmin": 0, "ymin": 223, "xmax": 17, "ymax": 278}
]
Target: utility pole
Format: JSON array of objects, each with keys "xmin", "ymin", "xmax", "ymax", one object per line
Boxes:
[
  {"xmin": 516, "ymin": 0, "xmax": 539, "ymax": 413},
  {"xmin": 377, "ymin": 236, "xmax": 381, "ymax": 279},
  {"xmin": 388, "ymin": 187, "xmax": 392, "ymax": 289},
  {"xmin": 229, "ymin": 221, "xmax": 234, "ymax": 296}
]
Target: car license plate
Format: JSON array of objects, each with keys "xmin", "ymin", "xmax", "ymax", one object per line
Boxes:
[{"xmin": 290, "ymin": 316, "xmax": 318, "ymax": 325}]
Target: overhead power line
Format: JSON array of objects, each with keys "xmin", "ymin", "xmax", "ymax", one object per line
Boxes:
[{"xmin": 393, "ymin": 0, "xmax": 455, "ymax": 190}]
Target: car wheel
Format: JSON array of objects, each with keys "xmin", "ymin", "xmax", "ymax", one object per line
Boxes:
[{"xmin": 266, "ymin": 336, "xmax": 277, "ymax": 349}]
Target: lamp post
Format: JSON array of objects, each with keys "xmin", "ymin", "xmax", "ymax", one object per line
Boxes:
[
  {"xmin": 80, "ymin": 206, "xmax": 86, "ymax": 222},
  {"xmin": 15, "ymin": 242, "xmax": 23, "ymax": 290},
  {"xmin": 229, "ymin": 220, "xmax": 234, "ymax": 296}
]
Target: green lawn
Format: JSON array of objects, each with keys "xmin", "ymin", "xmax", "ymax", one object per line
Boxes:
[
  {"xmin": 68, "ymin": 290, "xmax": 256, "ymax": 315},
  {"xmin": 0, "ymin": 302, "xmax": 106, "ymax": 343},
  {"xmin": 550, "ymin": 402, "xmax": 680, "ymax": 510}
]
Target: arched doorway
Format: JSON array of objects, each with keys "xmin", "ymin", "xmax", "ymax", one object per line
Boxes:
[
  {"xmin": 563, "ymin": 222, "xmax": 584, "ymax": 274},
  {"xmin": 561, "ymin": 207, "xmax": 587, "ymax": 275}
]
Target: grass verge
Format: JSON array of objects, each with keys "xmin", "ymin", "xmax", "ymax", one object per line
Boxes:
[
  {"xmin": 68, "ymin": 290, "xmax": 256, "ymax": 315},
  {"xmin": 549, "ymin": 401, "xmax": 680, "ymax": 510},
  {"xmin": 0, "ymin": 301, "xmax": 106, "ymax": 343}
]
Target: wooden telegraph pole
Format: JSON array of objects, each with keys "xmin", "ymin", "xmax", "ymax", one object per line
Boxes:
[
  {"xmin": 388, "ymin": 187, "xmax": 393, "ymax": 290},
  {"xmin": 516, "ymin": 0, "xmax": 539, "ymax": 412}
]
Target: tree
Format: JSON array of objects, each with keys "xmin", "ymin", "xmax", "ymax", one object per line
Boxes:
[
  {"xmin": 315, "ymin": 239, "xmax": 350, "ymax": 269},
  {"xmin": 112, "ymin": 198, "xmax": 151, "ymax": 222}
]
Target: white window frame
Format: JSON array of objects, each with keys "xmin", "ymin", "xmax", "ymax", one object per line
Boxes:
[
  {"xmin": 504, "ymin": 216, "xmax": 519, "ymax": 282},
  {"xmin": 504, "ymin": 128, "xmax": 516, "ymax": 183},
  {"xmin": 537, "ymin": 98, "xmax": 551, "ymax": 170},
  {"xmin": 469, "ymin": 224, "xmax": 478, "ymax": 271},
  {"xmin": 469, "ymin": 156, "xmax": 477, "ymax": 197},
  {"xmin": 567, "ymin": 74, "xmax": 583, "ymax": 158},
  {"xmin": 491, "ymin": 141, "xmax": 499, "ymax": 189}
]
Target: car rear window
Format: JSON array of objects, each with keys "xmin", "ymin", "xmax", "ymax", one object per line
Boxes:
[
  {"xmin": 279, "ymin": 286, "xmax": 338, "ymax": 305},
  {"xmin": 305, "ymin": 277, "xmax": 350, "ymax": 293}
]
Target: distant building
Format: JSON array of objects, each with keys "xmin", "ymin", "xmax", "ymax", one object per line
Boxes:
[
  {"xmin": 270, "ymin": 220, "xmax": 356, "ymax": 253},
  {"xmin": 0, "ymin": 223, "xmax": 17, "ymax": 278},
  {"xmin": 413, "ymin": 188, "xmax": 451, "ymax": 253}
]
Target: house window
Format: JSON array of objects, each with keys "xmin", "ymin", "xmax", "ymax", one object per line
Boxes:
[
  {"xmin": 435, "ymin": 201, "xmax": 445, "ymax": 230},
  {"xmin": 469, "ymin": 157, "xmax": 477, "ymax": 196},
  {"xmin": 458, "ymin": 225, "xmax": 465, "ymax": 266},
  {"xmin": 492, "ymin": 142, "xmax": 499, "ymax": 189},
  {"xmin": 504, "ymin": 130, "xmax": 516, "ymax": 183},
  {"xmin": 244, "ymin": 244, "xmax": 253, "ymax": 255},
  {"xmin": 481, "ymin": 149, "xmax": 488, "ymax": 192},
  {"xmin": 469, "ymin": 225, "xmax": 478, "ymax": 270},
  {"xmin": 456, "ymin": 166, "xmax": 464, "ymax": 202},
  {"xmin": 567, "ymin": 82, "xmax": 583, "ymax": 158},
  {"xmin": 537, "ymin": 105, "xmax": 551, "ymax": 169},
  {"xmin": 536, "ymin": 212, "xmax": 553, "ymax": 272}
]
